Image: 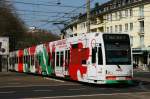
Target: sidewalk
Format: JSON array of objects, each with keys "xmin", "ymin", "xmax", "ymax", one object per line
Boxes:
[
  {"xmin": 133, "ymin": 69, "xmax": 150, "ymax": 82},
  {"xmin": 133, "ymin": 67, "xmax": 150, "ymax": 72}
]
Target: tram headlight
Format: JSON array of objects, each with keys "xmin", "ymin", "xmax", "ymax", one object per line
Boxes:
[
  {"xmin": 106, "ymin": 70, "xmax": 113, "ymax": 75},
  {"xmin": 127, "ymin": 70, "xmax": 132, "ymax": 75}
]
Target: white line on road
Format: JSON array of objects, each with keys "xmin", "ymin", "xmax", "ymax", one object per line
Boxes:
[
  {"xmin": 44, "ymin": 77, "xmax": 65, "ymax": 83},
  {"xmin": 0, "ymin": 91, "xmax": 16, "ymax": 94},
  {"xmin": 23, "ymin": 92, "xmax": 150, "ymax": 99}
]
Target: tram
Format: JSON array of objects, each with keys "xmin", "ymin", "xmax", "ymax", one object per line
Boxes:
[{"xmin": 8, "ymin": 32, "xmax": 133, "ymax": 84}]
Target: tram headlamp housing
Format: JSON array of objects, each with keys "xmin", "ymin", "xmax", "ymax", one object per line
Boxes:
[{"xmin": 106, "ymin": 70, "xmax": 113, "ymax": 75}]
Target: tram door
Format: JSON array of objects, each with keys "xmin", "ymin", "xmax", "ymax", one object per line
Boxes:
[
  {"xmin": 55, "ymin": 51, "xmax": 64, "ymax": 77},
  {"xmin": 88, "ymin": 45, "xmax": 103, "ymax": 80},
  {"xmin": 63, "ymin": 50, "xmax": 70, "ymax": 76},
  {"xmin": 51, "ymin": 52, "xmax": 55, "ymax": 75},
  {"xmin": 97, "ymin": 45, "xmax": 104, "ymax": 80}
]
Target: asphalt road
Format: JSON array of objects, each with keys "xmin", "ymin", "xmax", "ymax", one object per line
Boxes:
[{"xmin": 0, "ymin": 71, "xmax": 150, "ymax": 99}]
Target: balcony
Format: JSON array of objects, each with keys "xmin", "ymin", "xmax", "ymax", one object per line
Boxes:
[{"xmin": 138, "ymin": 15, "xmax": 144, "ymax": 20}]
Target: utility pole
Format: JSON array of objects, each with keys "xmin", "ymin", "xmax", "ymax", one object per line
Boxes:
[{"xmin": 86, "ymin": 0, "xmax": 90, "ymax": 33}]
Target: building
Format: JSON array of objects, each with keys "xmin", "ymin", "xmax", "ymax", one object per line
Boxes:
[{"xmin": 62, "ymin": 0, "xmax": 150, "ymax": 70}]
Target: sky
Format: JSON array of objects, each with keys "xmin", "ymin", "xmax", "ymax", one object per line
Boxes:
[{"xmin": 9, "ymin": 0, "xmax": 109, "ymax": 34}]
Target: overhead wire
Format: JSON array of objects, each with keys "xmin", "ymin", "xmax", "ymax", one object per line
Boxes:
[
  {"xmin": 7, "ymin": 0, "xmax": 101, "ymax": 33},
  {"xmin": 37, "ymin": 0, "xmax": 95, "ymax": 29},
  {"xmin": 6, "ymin": 1, "xmax": 84, "ymax": 8}
]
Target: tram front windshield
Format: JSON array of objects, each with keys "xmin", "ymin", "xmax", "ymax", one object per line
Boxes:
[{"xmin": 103, "ymin": 34, "xmax": 131, "ymax": 65}]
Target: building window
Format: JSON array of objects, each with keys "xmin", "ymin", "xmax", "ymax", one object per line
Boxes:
[
  {"xmin": 139, "ymin": 5, "xmax": 144, "ymax": 18},
  {"xmin": 119, "ymin": 11, "xmax": 122, "ymax": 19},
  {"xmin": 110, "ymin": 26, "xmax": 113, "ymax": 33},
  {"xmin": 125, "ymin": 9, "xmax": 128, "ymax": 17},
  {"xmin": 115, "ymin": 25, "xmax": 118, "ymax": 32},
  {"xmin": 140, "ymin": 35, "xmax": 144, "ymax": 48},
  {"xmin": 125, "ymin": 23, "xmax": 128, "ymax": 31},
  {"xmin": 130, "ymin": 23, "xmax": 133, "ymax": 31},
  {"xmin": 107, "ymin": 27, "xmax": 109, "ymax": 32},
  {"xmin": 139, "ymin": 21, "xmax": 144, "ymax": 32},
  {"xmin": 115, "ymin": 12, "xmax": 118, "ymax": 20},
  {"xmin": 119, "ymin": 25, "xmax": 122, "ymax": 32},
  {"xmin": 106, "ymin": 14, "xmax": 109, "ymax": 21},
  {"xmin": 125, "ymin": 0, "xmax": 129, "ymax": 4},
  {"xmin": 129, "ymin": 8, "xmax": 133, "ymax": 17},
  {"xmin": 110, "ymin": 14, "xmax": 112, "ymax": 21}
]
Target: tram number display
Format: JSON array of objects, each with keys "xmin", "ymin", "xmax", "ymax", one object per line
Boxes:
[{"xmin": 103, "ymin": 34, "xmax": 129, "ymax": 41}]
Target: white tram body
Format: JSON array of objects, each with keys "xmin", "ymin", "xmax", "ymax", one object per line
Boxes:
[{"xmin": 9, "ymin": 32, "xmax": 133, "ymax": 84}]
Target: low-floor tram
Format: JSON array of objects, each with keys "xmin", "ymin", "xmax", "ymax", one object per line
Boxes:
[{"xmin": 8, "ymin": 32, "xmax": 133, "ymax": 84}]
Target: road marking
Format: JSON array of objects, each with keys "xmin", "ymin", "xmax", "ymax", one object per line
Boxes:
[
  {"xmin": 44, "ymin": 77, "xmax": 65, "ymax": 83},
  {"xmin": 23, "ymin": 92, "xmax": 150, "ymax": 99},
  {"xmin": 0, "ymin": 83, "xmax": 80, "ymax": 88},
  {"xmin": 33, "ymin": 90, "xmax": 52, "ymax": 92},
  {"xmin": 0, "ymin": 91, "xmax": 16, "ymax": 94}
]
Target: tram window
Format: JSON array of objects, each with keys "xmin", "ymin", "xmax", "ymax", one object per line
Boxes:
[
  {"xmin": 82, "ymin": 60, "xmax": 86, "ymax": 64},
  {"xmin": 60, "ymin": 52, "xmax": 64, "ymax": 67},
  {"xmin": 24, "ymin": 56, "xmax": 25, "ymax": 63},
  {"xmin": 24, "ymin": 56, "xmax": 26, "ymax": 63},
  {"xmin": 16, "ymin": 57, "xmax": 18, "ymax": 63},
  {"xmin": 56, "ymin": 52, "xmax": 60, "ymax": 66},
  {"xmin": 26, "ymin": 56, "xmax": 28, "ymax": 64},
  {"xmin": 14, "ymin": 56, "xmax": 17, "ymax": 63},
  {"xmin": 23, "ymin": 56, "xmax": 25, "ymax": 63},
  {"xmin": 9, "ymin": 58, "xmax": 11, "ymax": 65},
  {"xmin": 19, "ymin": 56, "xmax": 23, "ymax": 63},
  {"xmin": 28, "ymin": 56, "xmax": 30, "ymax": 64},
  {"xmin": 72, "ymin": 44, "xmax": 78, "ymax": 49},
  {"xmin": 17, "ymin": 57, "xmax": 18, "ymax": 63},
  {"xmin": 98, "ymin": 47, "xmax": 103, "ymax": 65},
  {"xmin": 92, "ymin": 47, "xmax": 97, "ymax": 63},
  {"xmin": 48, "ymin": 52, "xmax": 51, "ymax": 66},
  {"xmin": 26, "ymin": 56, "xmax": 28, "ymax": 63},
  {"xmin": 30, "ymin": 55, "xmax": 32, "ymax": 65},
  {"xmin": 38, "ymin": 55, "xmax": 41, "ymax": 65},
  {"xmin": 65, "ymin": 50, "xmax": 67, "ymax": 63},
  {"xmin": 26, "ymin": 56, "xmax": 27, "ymax": 63},
  {"xmin": 16, "ymin": 57, "xmax": 17, "ymax": 63},
  {"xmin": 68, "ymin": 50, "xmax": 70, "ymax": 64},
  {"xmin": 14, "ymin": 57, "xmax": 15, "ymax": 63},
  {"xmin": 13, "ymin": 57, "xmax": 15, "ymax": 64},
  {"xmin": 52, "ymin": 52, "xmax": 55, "ymax": 66},
  {"xmin": 31, "ymin": 55, "xmax": 34, "ymax": 65},
  {"xmin": 65, "ymin": 50, "xmax": 70, "ymax": 65}
]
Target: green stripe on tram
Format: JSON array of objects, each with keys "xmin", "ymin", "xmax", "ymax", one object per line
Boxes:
[{"xmin": 106, "ymin": 80, "xmax": 133, "ymax": 85}]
